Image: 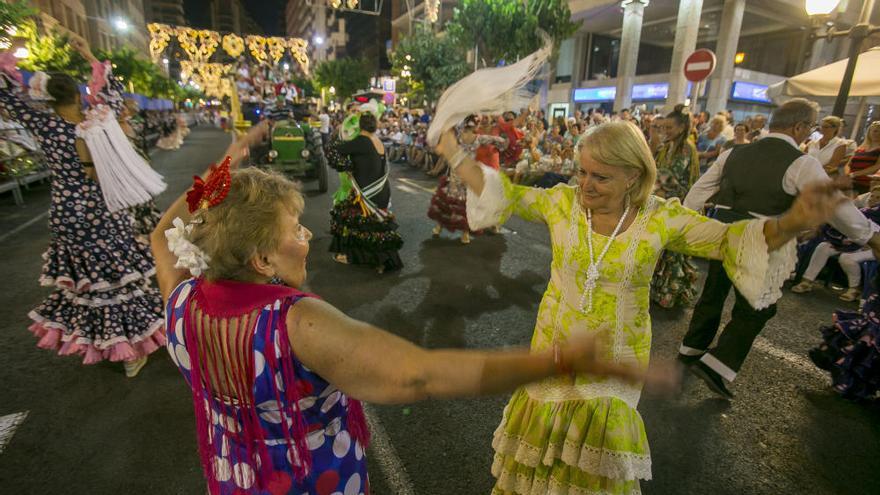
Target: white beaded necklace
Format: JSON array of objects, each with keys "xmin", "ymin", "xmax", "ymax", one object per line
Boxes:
[{"xmin": 576, "ymin": 198, "xmax": 631, "ymax": 313}]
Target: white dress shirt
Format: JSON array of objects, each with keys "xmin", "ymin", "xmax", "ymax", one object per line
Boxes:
[{"xmin": 684, "ymin": 133, "xmax": 878, "ymax": 244}]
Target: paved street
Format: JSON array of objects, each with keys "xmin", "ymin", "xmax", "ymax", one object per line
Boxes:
[{"xmin": 1, "ymin": 127, "xmax": 878, "ymax": 494}]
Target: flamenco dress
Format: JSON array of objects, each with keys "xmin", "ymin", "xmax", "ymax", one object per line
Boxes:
[
  {"xmin": 0, "ymin": 65, "xmax": 165, "ymax": 364},
  {"xmin": 812, "ymin": 290, "xmax": 880, "ymax": 402},
  {"xmin": 327, "ymin": 136, "xmax": 403, "ymax": 271}
]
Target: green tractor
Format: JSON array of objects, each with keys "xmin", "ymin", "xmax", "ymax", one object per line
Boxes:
[{"xmin": 256, "ymin": 105, "xmax": 328, "ymax": 192}]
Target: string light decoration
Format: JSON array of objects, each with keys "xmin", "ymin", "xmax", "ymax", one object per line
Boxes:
[
  {"xmin": 346, "ymin": 0, "xmax": 359, "ymax": 8},
  {"xmin": 147, "ymin": 24, "xmax": 311, "ymax": 73},
  {"xmin": 288, "ymin": 38, "xmax": 311, "ymax": 75},
  {"xmin": 329, "ymin": 0, "xmax": 343, "ymax": 7},
  {"xmin": 222, "ymin": 33, "xmax": 244, "ymax": 58},
  {"xmin": 147, "ymin": 23, "xmax": 175, "ymax": 62},
  {"xmin": 176, "ymin": 28, "xmax": 221, "ymax": 62}
]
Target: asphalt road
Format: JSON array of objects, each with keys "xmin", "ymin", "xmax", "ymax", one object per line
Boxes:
[{"xmin": 0, "ymin": 127, "xmax": 877, "ymax": 494}]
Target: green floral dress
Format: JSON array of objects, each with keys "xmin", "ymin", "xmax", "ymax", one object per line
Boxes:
[
  {"xmin": 651, "ymin": 142, "xmax": 700, "ymax": 309},
  {"xmin": 465, "ymin": 166, "xmax": 795, "ymax": 495}
]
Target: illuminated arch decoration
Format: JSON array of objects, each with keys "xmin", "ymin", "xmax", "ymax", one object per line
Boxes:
[
  {"xmin": 148, "ymin": 24, "xmax": 311, "ymax": 74},
  {"xmin": 147, "ymin": 23, "xmax": 175, "ymax": 62},
  {"xmin": 288, "ymin": 38, "xmax": 310, "ymax": 75},
  {"xmin": 222, "ymin": 33, "xmax": 244, "ymax": 58},
  {"xmin": 176, "ymin": 28, "xmax": 221, "ymax": 62}
]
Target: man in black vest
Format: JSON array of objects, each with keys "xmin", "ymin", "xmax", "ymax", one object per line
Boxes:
[{"xmin": 680, "ymin": 98, "xmax": 880, "ymax": 399}]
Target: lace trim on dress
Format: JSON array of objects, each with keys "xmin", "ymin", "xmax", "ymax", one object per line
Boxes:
[
  {"xmin": 39, "ymin": 267, "xmax": 158, "ymax": 294},
  {"xmin": 493, "ymin": 430, "xmax": 652, "ymax": 481},
  {"xmin": 728, "ymin": 218, "xmax": 797, "ymax": 310},
  {"xmin": 491, "ymin": 454, "xmax": 644, "ymax": 495},
  {"xmin": 525, "ymin": 378, "xmax": 642, "ymax": 410},
  {"xmin": 613, "ymin": 198, "xmax": 654, "ymax": 363}
]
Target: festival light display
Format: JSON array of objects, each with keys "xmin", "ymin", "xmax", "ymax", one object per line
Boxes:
[{"xmin": 147, "ymin": 23, "xmax": 310, "ymax": 74}]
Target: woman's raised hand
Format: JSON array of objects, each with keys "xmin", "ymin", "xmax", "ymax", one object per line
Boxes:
[
  {"xmin": 70, "ymin": 37, "xmax": 98, "ymax": 64},
  {"xmin": 436, "ymin": 128, "xmax": 459, "ymax": 159}
]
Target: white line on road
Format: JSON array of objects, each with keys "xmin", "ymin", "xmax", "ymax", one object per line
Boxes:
[
  {"xmin": 753, "ymin": 336, "xmax": 828, "ymax": 381},
  {"xmin": 362, "ymin": 404, "xmax": 416, "ymax": 495},
  {"xmin": 0, "ymin": 411, "xmax": 28, "ymax": 454},
  {"xmin": 396, "ymin": 177, "xmax": 436, "ymax": 194},
  {"xmin": 0, "ymin": 211, "xmax": 48, "ymax": 244}
]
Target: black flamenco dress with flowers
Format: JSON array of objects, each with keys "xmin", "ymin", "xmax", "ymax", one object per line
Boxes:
[
  {"xmin": 811, "ymin": 280, "xmax": 880, "ymax": 403},
  {"xmin": 327, "ymin": 136, "xmax": 403, "ymax": 271}
]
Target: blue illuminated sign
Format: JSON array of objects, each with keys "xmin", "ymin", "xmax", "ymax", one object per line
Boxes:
[
  {"xmin": 730, "ymin": 81, "xmax": 771, "ymax": 104},
  {"xmin": 573, "ymin": 86, "xmax": 616, "ymax": 102},
  {"xmin": 574, "ymin": 82, "xmax": 694, "ymax": 102},
  {"xmin": 632, "ymin": 83, "xmax": 668, "ymax": 100}
]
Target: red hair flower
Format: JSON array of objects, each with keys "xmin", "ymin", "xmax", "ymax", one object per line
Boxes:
[{"xmin": 186, "ymin": 155, "xmax": 232, "ymax": 213}]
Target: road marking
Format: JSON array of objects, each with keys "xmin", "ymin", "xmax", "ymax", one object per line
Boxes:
[
  {"xmin": 396, "ymin": 177, "xmax": 436, "ymax": 194},
  {"xmin": 362, "ymin": 404, "xmax": 416, "ymax": 495},
  {"xmin": 753, "ymin": 337, "xmax": 828, "ymax": 381},
  {"xmin": 0, "ymin": 211, "xmax": 48, "ymax": 244},
  {"xmin": 0, "ymin": 411, "xmax": 28, "ymax": 454}
]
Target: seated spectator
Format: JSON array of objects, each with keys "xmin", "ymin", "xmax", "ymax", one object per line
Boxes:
[{"xmin": 792, "ymin": 185, "xmax": 880, "ymax": 301}]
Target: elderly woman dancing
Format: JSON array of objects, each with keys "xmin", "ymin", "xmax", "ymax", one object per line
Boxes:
[
  {"xmin": 149, "ymin": 122, "xmax": 654, "ymax": 495},
  {"xmin": 435, "ymin": 120, "xmax": 849, "ymax": 495}
]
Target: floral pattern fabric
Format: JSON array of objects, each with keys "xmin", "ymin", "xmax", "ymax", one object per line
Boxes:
[
  {"xmin": 651, "ymin": 143, "xmax": 700, "ymax": 309},
  {"xmin": 467, "ymin": 166, "xmax": 794, "ymax": 494}
]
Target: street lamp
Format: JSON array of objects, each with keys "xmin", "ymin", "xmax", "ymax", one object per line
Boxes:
[
  {"xmin": 329, "ymin": 86, "xmax": 336, "ymax": 95},
  {"xmin": 805, "ymin": 0, "xmax": 880, "ymax": 117},
  {"xmin": 112, "ymin": 17, "xmax": 130, "ymax": 32},
  {"xmin": 805, "ymin": 0, "xmax": 838, "ymax": 16},
  {"xmin": 313, "ymin": 35, "xmax": 324, "ymax": 46}
]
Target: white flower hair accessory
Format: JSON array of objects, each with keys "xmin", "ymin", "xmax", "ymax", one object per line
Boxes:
[
  {"xmin": 28, "ymin": 71, "xmax": 54, "ymax": 101},
  {"xmin": 165, "ymin": 217, "xmax": 210, "ymax": 276}
]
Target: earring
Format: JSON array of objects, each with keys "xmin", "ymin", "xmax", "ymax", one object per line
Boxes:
[{"xmin": 269, "ymin": 275, "xmax": 285, "ymax": 286}]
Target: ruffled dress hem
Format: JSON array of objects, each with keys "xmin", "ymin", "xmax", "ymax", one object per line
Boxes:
[{"xmin": 28, "ymin": 313, "xmax": 165, "ymax": 364}]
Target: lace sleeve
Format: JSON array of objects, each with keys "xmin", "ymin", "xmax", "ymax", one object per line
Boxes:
[{"xmin": 326, "ymin": 138, "xmax": 354, "ymax": 172}]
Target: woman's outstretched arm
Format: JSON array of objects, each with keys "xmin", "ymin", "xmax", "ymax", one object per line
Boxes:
[{"xmin": 288, "ymin": 297, "xmax": 651, "ymax": 405}]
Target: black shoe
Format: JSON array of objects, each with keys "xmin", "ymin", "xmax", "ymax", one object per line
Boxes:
[
  {"xmin": 689, "ymin": 361, "xmax": 734, "ymax": 400},
  {"xmin": 677, "ymin": 353, "xmax": 704, "ymax": 366}
]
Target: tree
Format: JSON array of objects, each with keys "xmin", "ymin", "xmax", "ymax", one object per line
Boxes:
[
  {"xmin": 313, "ymin": 57, "xmax": 371, "ymax": 101},
  {"xmin": 16, "ymin": 20, "xmax": 89, "ymax": 77},
  {"xmin": 0, "ymin": 1, "xmax": 34, "ymax": 32},
  {"xmin": 447, "ymin": 0, "xmax": 581, "ymax": 68},
  {"xmin": 391, "ymin": 24, "xmax": 469, "ymax": 104}
]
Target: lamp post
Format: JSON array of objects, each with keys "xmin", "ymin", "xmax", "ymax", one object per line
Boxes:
[{"xmin": 804, "ymin": 0, "xmax": 880, "ymax": 117}]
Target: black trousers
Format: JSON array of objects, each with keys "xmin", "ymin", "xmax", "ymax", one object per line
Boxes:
[{"xmin": 682, "ymin": 259, "xmax": 777, "ymax": 379}]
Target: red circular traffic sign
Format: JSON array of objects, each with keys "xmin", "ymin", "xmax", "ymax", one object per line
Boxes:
[{"xmin": 684, "ymin": 49, "xmax": 717, "ymax": 82}]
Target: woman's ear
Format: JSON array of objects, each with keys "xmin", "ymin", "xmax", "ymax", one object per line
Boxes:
[{"xmin": 249, "ymin": 252, "xmax": 274, "ymax": 278}]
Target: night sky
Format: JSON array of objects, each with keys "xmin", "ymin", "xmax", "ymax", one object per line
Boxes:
[{"xmin": 182, "ymin": 0, "xmax": 287, "ymax": 35}]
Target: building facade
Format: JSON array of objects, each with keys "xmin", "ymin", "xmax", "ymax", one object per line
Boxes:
[
  {"xmin": 210, "ymin": 0, "xmax": 263, "ymax": 35},
  {"xmin": 143, "ymin": 0, "xmax": 185, "ymax": 26},
  {"xmin": 82, "ymin": 0, "xmax": 149, "ymax": 56},
  {"xmin": 285, "ymin": 0, "xmax": 348, "ymax": 62},
  {"xmin": 28, "ymin": 0, "xmax": 89, "ymax": 45},
  {"xmin": 390, "ymin": 0, "xmax": 456, "ymax": 47},
  {"xmin": 549, "ymin": 0, "xmax": 879, "ymax": 122}
]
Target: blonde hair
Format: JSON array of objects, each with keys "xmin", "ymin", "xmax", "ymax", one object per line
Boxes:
[
  {"xmin": 821, "ymin": 115, "xmax": 842, "ymax": 130},
  {"xmin": 862, "ymin": 121, "xmax": 880, "ymax": 150},
  {"xmin": 189, "ymin": 168, "xmax": 304, "ymax": 282},
  {"xmin": 579, "ymin": 121, "xmax": 657, "ymax": 207}
]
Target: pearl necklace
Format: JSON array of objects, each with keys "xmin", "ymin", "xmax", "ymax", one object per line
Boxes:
[{"xmin": 577, "ymin": 201, "xmax": 631, "ymax": 313}]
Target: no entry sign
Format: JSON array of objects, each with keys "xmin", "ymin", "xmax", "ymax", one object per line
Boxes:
[{"xmin": 684, "ymin": 49, "xmax": 717, "ymax": 82}]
